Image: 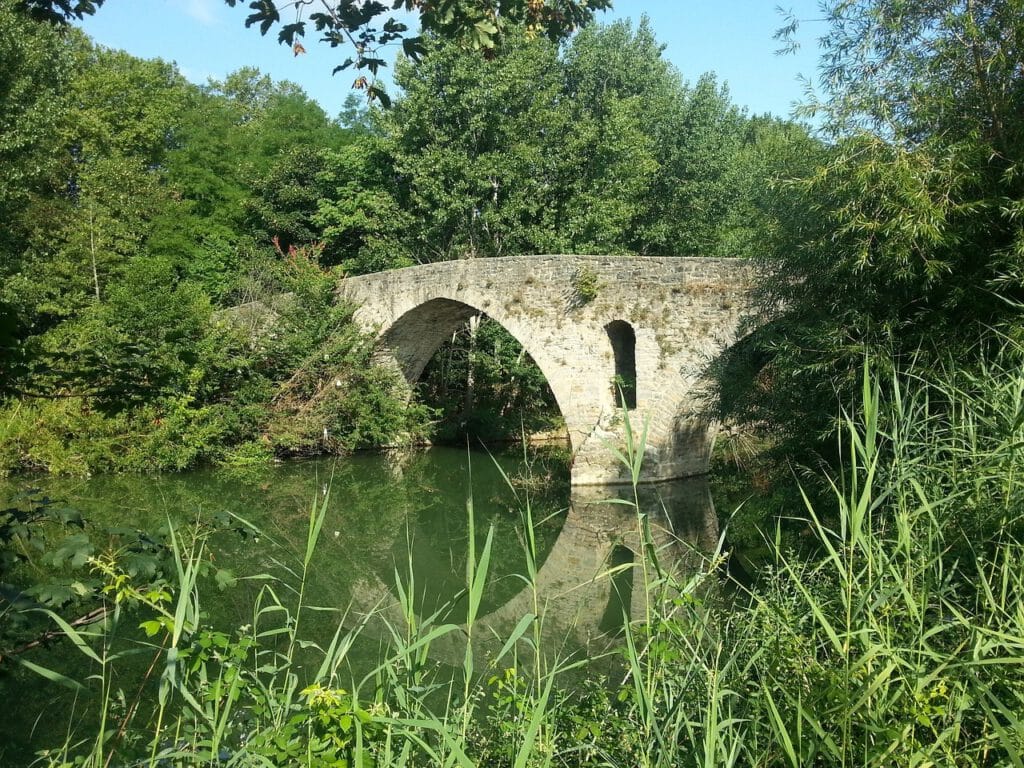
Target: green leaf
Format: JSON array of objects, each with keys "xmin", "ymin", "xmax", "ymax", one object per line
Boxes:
[
  {"xmin": 16, "ymin": 658, "xmax": 84, "ymax": 690},
  {"xmin": 214, "ymin": 568, "xmax": 236, "ymax": 590},
  {"xmin": 140, "ymin": 619, "xmax": 163, "ymax": 637},
  {"xmin": 41, "ymin": 534, "xmax": 94, "ymax": 569}
]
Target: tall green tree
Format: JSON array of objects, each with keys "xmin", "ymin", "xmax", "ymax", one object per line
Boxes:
[
  {"xmin": 714, "ymin": 115, "xmax": 824, "ymax": 258},
  {"xmin": 0, "ymin": 36, "xmax": 428, "ymax": 474},
  {"xmin": 149, "ymin": 68, "xmax": 353, "ymax": 297},
  {"xmin": 381, "ymin": 31, "xmax": 568, "ymax": 260},
  {"xmin": 204, "ymin": 69, "xmax": 349, "ymax": 168},
  {"xmin": 11, "ymin": 45, "xmax": 185, "ymax": 302},
  {"xmin": 557, "ymin": 19, "xmax": 747, "ymax": 255},
  {"xmin": 550, "ymin": 20, "xmax": 661, "ymax": 254},
  {"xmin": 5, "ymin": 40, "xmax": 189, "ymax": 398},
  {"xmin": 376, "ymin": 19, "xmax": 758, "ymax": 261},
  {"xmin": 314, "ymin": 137, "xmax": 416, "ymax": 273},
  {"xmin": 0, "ymin": 0, "xmax": 71, "ymax": 392},
  {"xmin": 0, "ymin": 0, "xmax": 68, "ymax": 234},
  {"xmin": 721, "ymin": 0, "xmax": 1024, "ymax": 457}
]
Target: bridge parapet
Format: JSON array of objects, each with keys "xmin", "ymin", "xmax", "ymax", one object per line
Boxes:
[{"xmin": 339, "ymin": 255, "xmax": 754, "ymax": 485}]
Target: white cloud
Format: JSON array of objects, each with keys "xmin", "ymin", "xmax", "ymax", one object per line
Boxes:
[{"xmin": 177, "ymin": 0, "xmax": 218, "ymax": 26}]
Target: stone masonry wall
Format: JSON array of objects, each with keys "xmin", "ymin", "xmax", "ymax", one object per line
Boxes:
[{"xmin": 338, "ymin": 255, "xmax": 754, "ymax": 485}]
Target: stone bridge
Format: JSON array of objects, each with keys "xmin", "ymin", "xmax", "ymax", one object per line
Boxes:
[{"xmin": 339, "ymin": 255, "xmax": 753, "ymax": 485}]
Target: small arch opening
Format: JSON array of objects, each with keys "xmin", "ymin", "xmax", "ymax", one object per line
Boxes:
[{"xmin": 606, "ymin": 320, "xmax": 637, "ymax": 410}]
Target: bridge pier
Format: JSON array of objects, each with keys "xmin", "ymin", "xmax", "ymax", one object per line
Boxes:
[{"xmin": 338, "ymin": 255, "xmax": 753, "ymax": 485}]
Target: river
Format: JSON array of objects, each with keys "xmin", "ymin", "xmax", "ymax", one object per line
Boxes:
[{"xmin": 0, "ymin": 445, "xmax": 721, "ymax": 764}]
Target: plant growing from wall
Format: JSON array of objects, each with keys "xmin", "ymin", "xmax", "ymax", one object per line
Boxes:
[{"xmin": 570, "ymin": 265, "xmax": 601, "ymax": 308}]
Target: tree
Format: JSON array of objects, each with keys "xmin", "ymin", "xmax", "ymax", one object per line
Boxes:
[
  {"xmin": 60, "ymin": 257, "xmax": 212, "ymax": 410},
  {"xmin": 720, "ymin": 0, "xmax": 1024, "ymax": 459},
  {"xmin": 0, "ymin": 0, "xmax": 69, "ymax": 230},
  {"xmin": 247, "ymin": 145, "xmax": 337, "ymax": 255},
  {"xmin": 381, "ymin": 30, "xmax": 568, "ymax": 259},
  {"xmin": 374, "ymin": 19, "xmax": 759, "ymax": 261},
  {"xmin": 714, "ymin": 115, "xmax": 824, "ymax": 258},
  {"xmin": 550, "ymin": 20, "xmax": 663, "ymax": 254},
  {"xmin": 314, "ymin": 138, "xmax": 416, "ymax": 272},
  {"xmin": 3, "ymin": 38, "xmax": 190, "ymax": 402},
  {"xmin": 18, "ymin": 0, "xmax": 102, "ymax": 22},
  {"xmin": 8, "ymin": 42, "xmax": 188, "ymax": 335},
  {"xmin": 150, "ymin": 67, "xmax": 353, "ymax": 297},
  {"xmin": 558, "ymin": 19, "xmax": 747, "ymax": 255},
  {"xmin": 0, "ymin": 0, "xmax": 71, "ymax": 393},
  {"xmin": 146, "ymin": 84, "xmax": 251, "ymax": 298},
  {"xmin": 0, "ymin": 10, "xmax": 432, "ymax": 475},
  {"xmin": 204, "ymin": 68, "xmax": 350, "ymax": 165},
  {"xmin": 25, "ymin": 0, "xmax": 610, "ymax": 104}
]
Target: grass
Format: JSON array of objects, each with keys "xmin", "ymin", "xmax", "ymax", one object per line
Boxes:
[{"xmin": 10, "ymin": 352, "xmax": 1024, "ymax": 766}]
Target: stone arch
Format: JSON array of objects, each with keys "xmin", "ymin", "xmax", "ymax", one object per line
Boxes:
[
  {"xmin": 338, "ymin": 254, "xmax": 757, "ymax": 484},
  {"xmin": 373, "ymin": 296, "xmax": 579, "ymax": 451},
  {"xmin": 605, "ymin": 320, "xmax": 637, "ymax": 410}
]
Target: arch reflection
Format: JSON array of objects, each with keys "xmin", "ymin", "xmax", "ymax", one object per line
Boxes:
[{"xmin": 348, "ymin": 477, "xmax": 718, "ymax": 665}]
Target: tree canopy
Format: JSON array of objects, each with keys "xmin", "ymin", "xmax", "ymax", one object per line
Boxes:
[
  {"xmin": 0, "ymin": 5, "xmax": 431, "ymax": 472},
  {"xmin": 717, "ymin": 0, "xmax": 1024, "ymax": 466},
  {"xmin": 21, "ymin": 0, "xmax": 611, "ymax": 103}
]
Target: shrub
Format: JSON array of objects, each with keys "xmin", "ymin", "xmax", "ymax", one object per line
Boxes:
[{"xmin": 570, "ymin": 264, "xmax": 601, "ymax": 307}]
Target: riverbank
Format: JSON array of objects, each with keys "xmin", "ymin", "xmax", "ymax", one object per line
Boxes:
[{"xmin": 4, "ymin": 361, "xmax": 1024, "ymax": 767}]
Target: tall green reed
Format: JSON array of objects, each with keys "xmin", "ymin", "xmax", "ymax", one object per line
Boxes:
[
  {"xmin": 23, "ymin": 347, "xmax": 1023, "ymax": 767},
  {"xmin": 730, "ymin": 359, "xmax": 1024, "ymax": 766}
]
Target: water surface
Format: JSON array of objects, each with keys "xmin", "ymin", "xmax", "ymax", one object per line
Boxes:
[{"xmin": 0, "ymin": 446, "xmax": 718, "ymax": 764}]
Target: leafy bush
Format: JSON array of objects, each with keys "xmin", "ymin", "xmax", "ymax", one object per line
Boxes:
[
  {"xmin": 570, "ymin": 264, "xmax": 601, "ymax": 307},
  {"xmin": 0, "ymin": 245, "xmax": 432, "ymax": 476}
]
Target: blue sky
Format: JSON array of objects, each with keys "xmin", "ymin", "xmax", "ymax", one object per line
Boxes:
[{"xmin": 78, "ymin": 1, "xmax": 827, "ymax": 120}]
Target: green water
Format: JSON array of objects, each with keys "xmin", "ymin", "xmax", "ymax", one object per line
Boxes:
[{"xmin": 0, "ymin": 445, "xmax": 719, "ymax": 764}]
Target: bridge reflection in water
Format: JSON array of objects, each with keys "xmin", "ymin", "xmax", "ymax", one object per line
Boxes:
[{"xmin": 347, "ymin": 477, "xmax": 718, "ymax": 666}]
